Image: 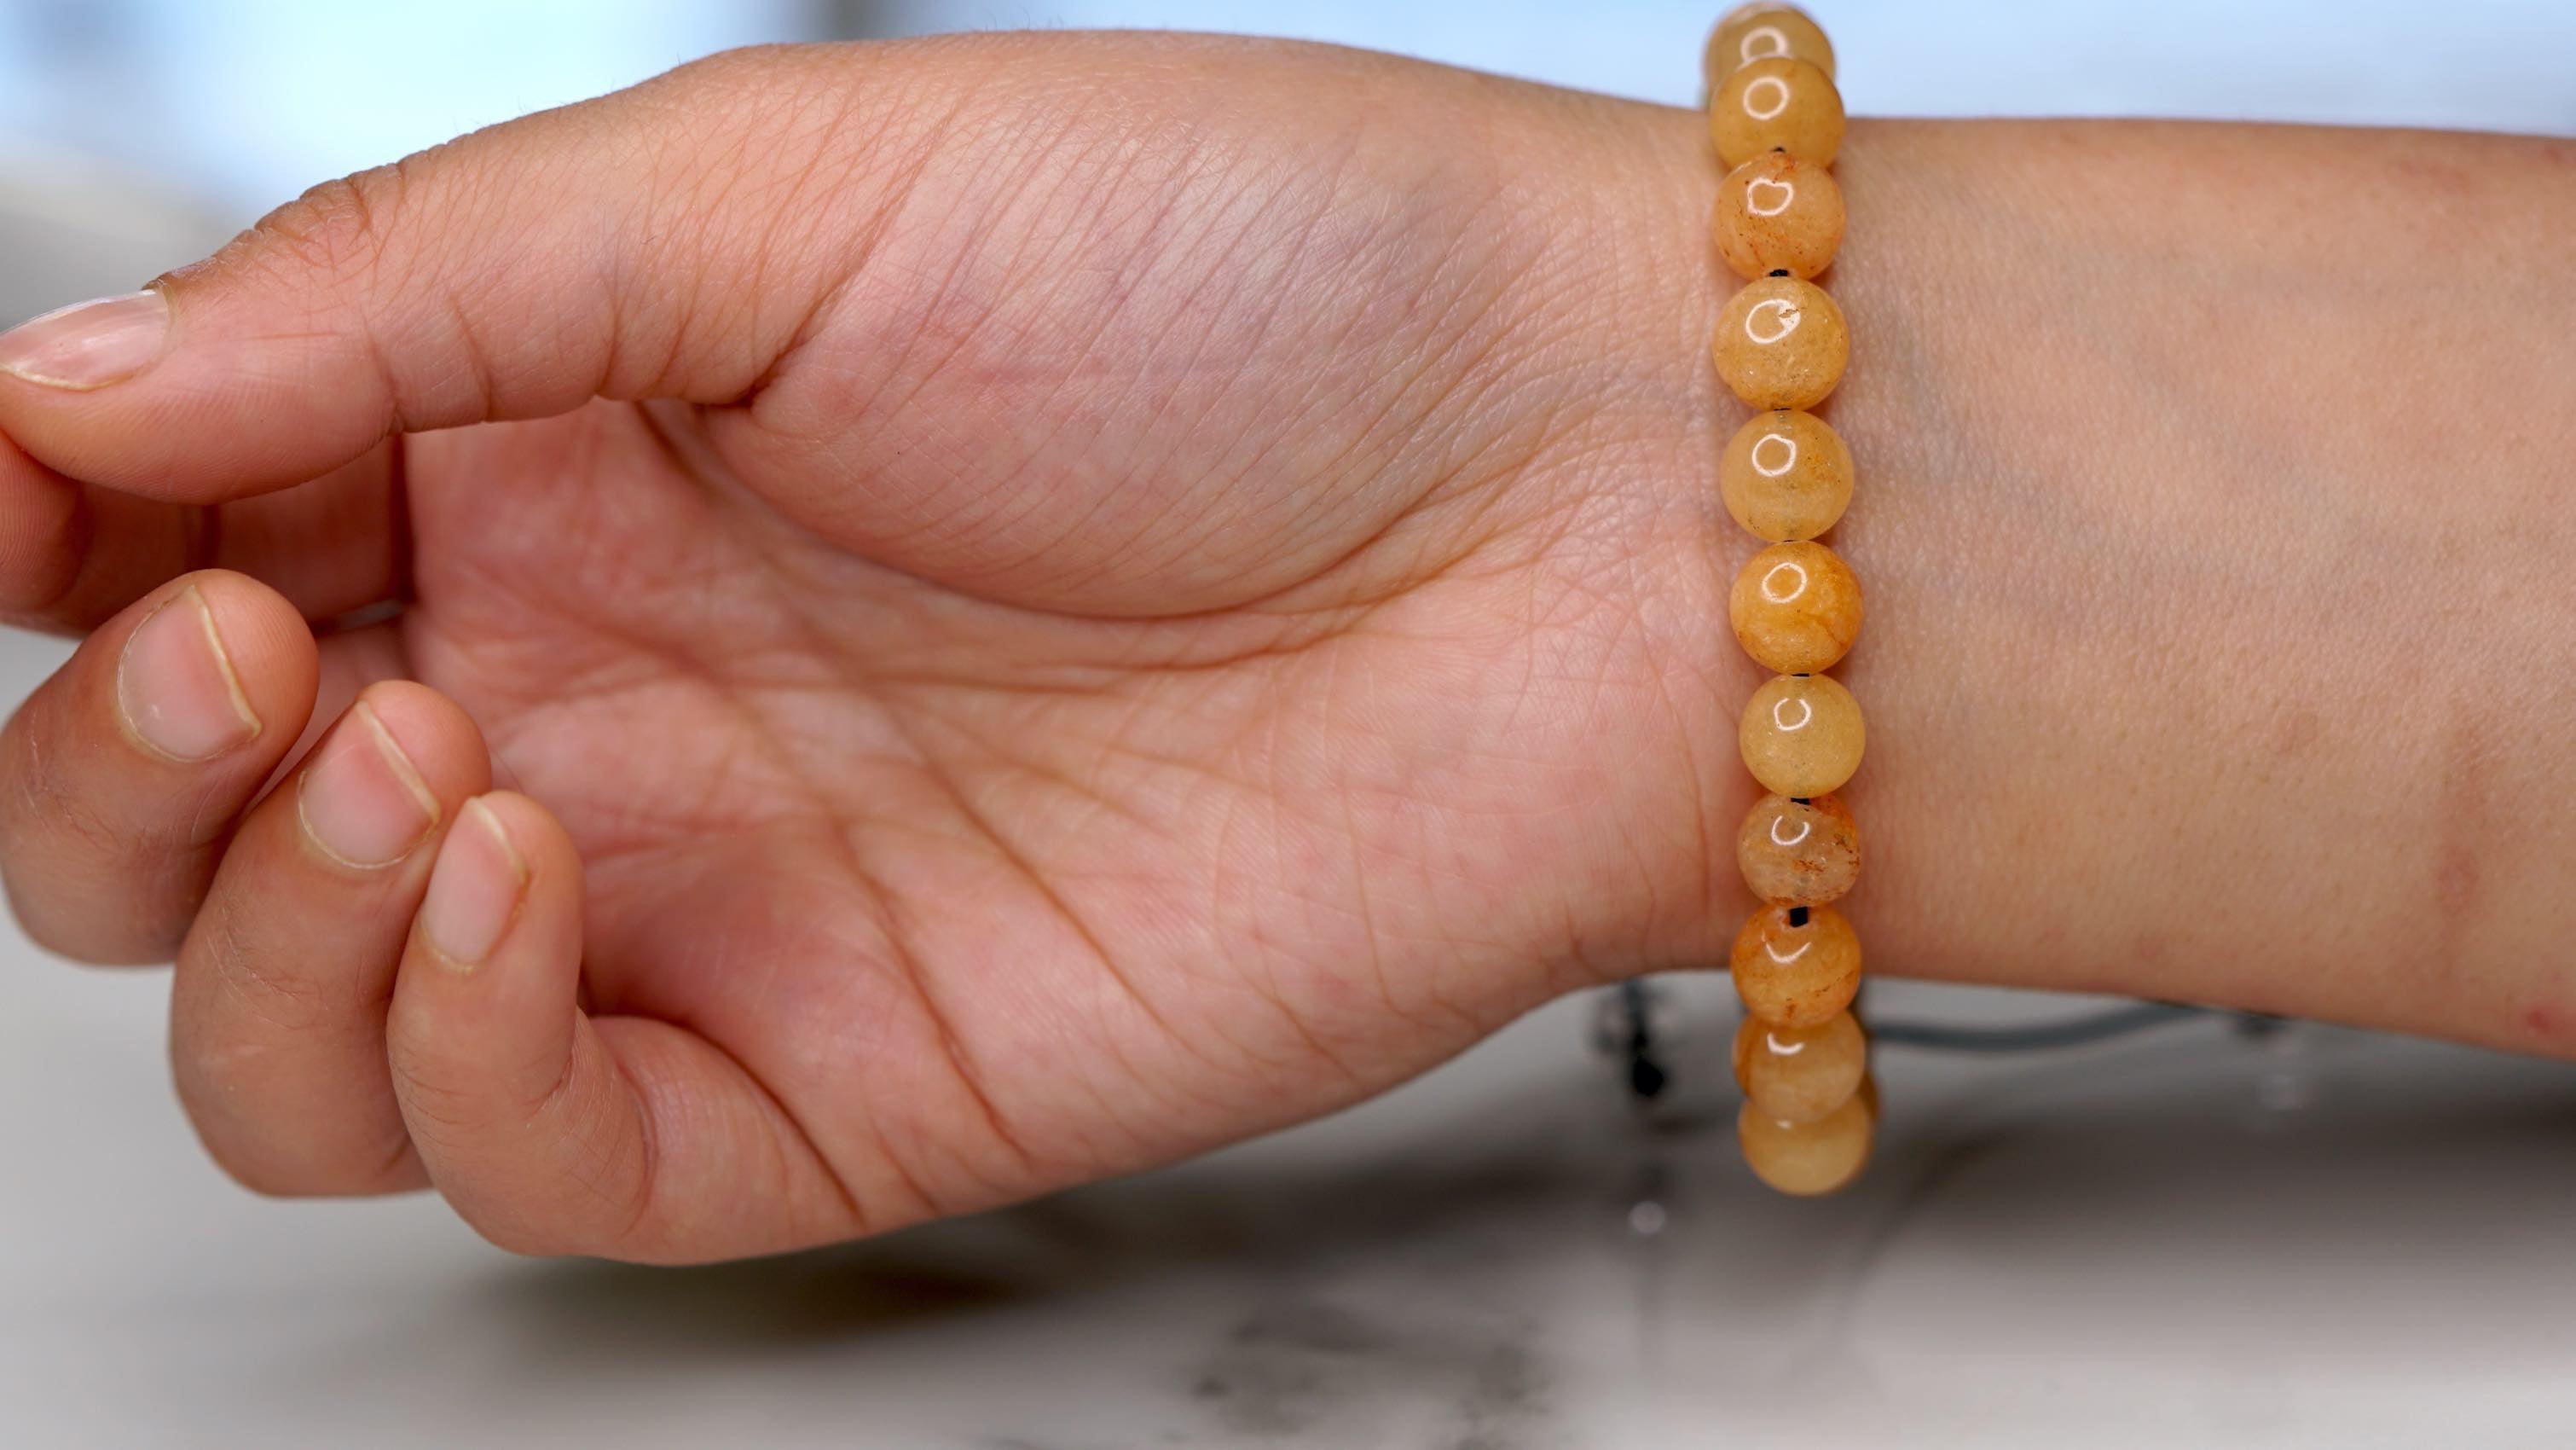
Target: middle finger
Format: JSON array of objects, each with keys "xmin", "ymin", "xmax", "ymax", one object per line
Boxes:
[{"xmin": 171, "ymin": 677, "xmax": 491, "ymax": 1197}]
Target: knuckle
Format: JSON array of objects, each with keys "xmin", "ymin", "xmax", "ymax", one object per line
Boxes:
[
  {"xmin": 0, "ymin": 712, "xmax": 184, "ymax": 964},
  {"xmin": 180, "ymin": 910, "xmax": 337, "ymax": 1034},
  {"xmin": 240, "ymin": 165, "xmax": 414, "ymax": 287},
  {"xmin": 174, "ymin": 1030, "xmax": 420, "ymax": 1201},
  {"xmin": 458, "ymin": 1206, "xmax": 577, "ymax": 1260},
  {"xmin": 2, "ymin": 705, "xmax": 102, "ymax": 850},
  {"xmin": 384, "ymin": 1044, "xmax": 635, "ymax": 1260},
  {"xmin": 385, "ymin": 1050, "xmax": 486, "ymax": 1149},
  {"xmin": 197, "ymin": 1141, "xmax": 310, "ymax": 1201},
  {"xmin": 196, "ymin": 1133, "xmax": 408, "ymax": 1202},
  {"xmin": 645, "ymin": 42, "xmax": 811, "ymax": 102},
  {"xmin": 173, "ymin": 1070, "xmax": 321, "ymax": 1200}
]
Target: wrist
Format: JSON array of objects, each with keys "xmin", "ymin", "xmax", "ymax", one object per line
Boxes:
[{"xmin": 1554, "ymin": 105, "xmax": 2576, "ymax": 1058}]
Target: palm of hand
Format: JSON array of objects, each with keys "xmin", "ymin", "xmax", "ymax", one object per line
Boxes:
[
  {"xmin": 405, "ymin": 188, "xmax": 1706, "ymax": 1227},
  {"xmin": 8, "ymin": 38, "xmax": 1725, "ymax": 1254}
]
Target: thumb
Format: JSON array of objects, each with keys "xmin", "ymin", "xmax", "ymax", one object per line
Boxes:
[{"xmin": 0, "ymin": 49, "xmax": 868, "ymax": 503}]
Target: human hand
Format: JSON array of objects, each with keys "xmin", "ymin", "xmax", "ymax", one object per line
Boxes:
[
  {"xmin": 3, "ymin": 35, "xmax": 2568, "ymax": 1264},
  {"xmin": 0, "ymin": 36, "xmax": 1754, "ymax": 1261}
]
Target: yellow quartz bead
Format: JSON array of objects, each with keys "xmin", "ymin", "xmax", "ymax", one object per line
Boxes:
[
  {"xmin": 1732, "ymin": 1008, "xmax": 1867, "ymax": 1123},
  {"xmin": 1729, "ymin": 901, "xmax": 1861, "ymax": 1027},
  {"xmin": 1712, "ymin": 151, "xmax": 1844, "ymax": 281},
  {"xmin": 1704, "ymin": 4, "xmax": 1836, "ymax": 85},
  {"xmin": 1736, "ymin": 791, "xmax": 1859, "ymax": 905},
  {"xmin": 1738, "ymin": 1078, "xmax": 1874, "ymax": 1196},
  {"xmin": 1729, "ymin": 539, "xmax": 1861, "ymax": 675},
  {"xmin": 1738, "ymin": 673, "xmax": 1864, "ymax": 798},
  {"xmin": 1719, "ymin": 409, "xmax": 1851, "ymax": 542},
  {"xmin": 1712, "ymin": 275, "xmax": 1848, "ymax": 411},
  {"xmin": 1709, "ymin": 56, "xmax": 1844, "ymax": 170}
]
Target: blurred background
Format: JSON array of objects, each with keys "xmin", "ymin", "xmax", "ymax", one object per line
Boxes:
[
  {"xmin": 2, "ymin": 0, "xmax": 2572, "ymax": 310},
  {"xmin": 2, "ymin": 3, "xmax": 2572, "ymax": 1447}
]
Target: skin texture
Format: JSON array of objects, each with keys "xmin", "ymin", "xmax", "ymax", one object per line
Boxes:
[{"xmin": 0, "ymin": 34, "xmax": 2567, "ymax": 1262}]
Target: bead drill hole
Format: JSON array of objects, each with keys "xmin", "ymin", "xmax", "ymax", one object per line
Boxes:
[
  {"xmin": 1768, "ymin": 268, "xmax": 1791, "ymax": 277},
  {"xmin": 1786, "ymin": 906, "xmax": 1810, "ymax": 928}
]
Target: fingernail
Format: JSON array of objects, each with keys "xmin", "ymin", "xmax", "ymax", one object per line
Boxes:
[
  {"xmin": 115, "ymin": 584, "xmax": 260, "ymax": 763},
  {"xmin": 297, "ymin": 702, "xmax": 440, "ymax": 868},
  {"xmin": 420, "ymin": 799, "xmax": 526, "ymax": 968},
  {"xmin": 0, "ymin": 290, "xmax": 171, "ymax": 390}
]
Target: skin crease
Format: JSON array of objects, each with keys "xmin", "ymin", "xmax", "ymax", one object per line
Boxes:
[{"xmin": 0, "ymin": 33, "xmax": 2567, "ymax": 1262}]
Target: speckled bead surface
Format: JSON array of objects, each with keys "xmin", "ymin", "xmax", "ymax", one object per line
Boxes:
[
  {"xmin": 1732, "ymin": 1009, "xmax": 1867, "ymax": 1123},
  {"xmin": 1719, "ymin": 409, "xmax": 1852, "ymax": 542},
  {"xmin": 1728, "ymin": 539, "xmax": 1861, "ymax": 674},
  {"xmin": 1738, "ymin": 673, "xmax": 1865, "ymax": 798},
  {"xmin": 1704, "ymin": 4, "xmax": 1836, "ymax": 84},
  {"xmin": 1738, "ymin": 1078, "xmax": 1874, "ymax": 1195},
  {"xmin": 1736, "ymin": 791, "xmax": 1859, "ymax": 905},
  {"xmin": 1729, "ymin": 902, "xmax": 1861, "ymax": 1027},
  {"xmin": 1712, "ymin": 151, "xmax": 1843, "ymax": 281},
  {"xmin": 1709, "ymin": 56, "xmax": 1845, "ymax": 169},
  {"xmin": 1712, "ymin": 275, "xmax": 1848, "ymax": 411},
  {"xmin": 1701, "ymin": 4, "xmax": 1873, "ymax": 1198}
]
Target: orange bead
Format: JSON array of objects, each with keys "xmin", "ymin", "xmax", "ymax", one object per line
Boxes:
[
  {"xmin": 1738, "ymin": 673, "xmax": 1864, "ymax": 798},
  {"xmin": 1708, "ymin": 56, "xmax": 1844, "ymax": 170},
  {"xmin": 1729, "ymin": 540, "xmax": 1861, "ymax": 674},
  {"xmin": 1732, "ymin": 1009, "xmax": 1867, "ymax": 1123},
  {"xmin": 1738, "ymin": 1080, "xmax": 1874, "ymax": 1195},
  {"xmin": 1712, "ymin": 275, "xmax": 1848, "ymax": 411},
  {"xmin": 1712, "ymin": 151, "xmax": 1844, "ymax": 281},
  {"xmin": 1729, "ymin": 902, "xmax": 1861, "ymax": 1027},
  {"xmin": 1719, "ymin": 409, "xmax": 1851, "ymax": 542},
  {"xmin": 1704, "ymin": 4, "xmax": 1836, "ymax": 85},
  {"xmin": 1736, "ymin": 791, "xmax": 1859, "ymax": 905}
]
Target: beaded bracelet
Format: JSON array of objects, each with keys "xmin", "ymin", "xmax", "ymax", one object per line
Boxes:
[{"xmin": 1702, "ymin": 4, "xmax": 1875, "ymax": 1196}]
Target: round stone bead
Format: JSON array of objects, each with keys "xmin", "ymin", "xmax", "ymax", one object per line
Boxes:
[
  {"xmin": 1729, "ymin": 901, "xmax": 1861, "ymax": 1027},
  {"xmin": 1712, "ymin": 151, "xmax": 1843, "ymax": 281},
  {"xmin": 1738, "ymin": 1080, "xmax": 1874, "ymax": 1196},
  {"xmin": 1719, "ymin": 409, "xmax": 1851, "ymax": 542},
  {"xmin": 1738, "ymin": 673, "xmax": 1865, "ymax": 798},
  {"xmin": 1709, "ymin": 56, "xmax": 1844, "ymax": 170},
  {"xmin": 1729, "ymin": 540, "xmax": 1861, "ymax": 674},
  {"xmin": 1704, "ymin": 4, "xmax": 1836, "ymax": 85},
  {"xmin": 1712, "ymin": 275, "xmax": 1848, "ymax": 411},
  {"xmin": 1732, "ymin": 1008, "xmax": 1867, "ymax": 1123},
  {"xmin": 1736, "ymin": 791, "xmax": 1859, "ymax": 905}
]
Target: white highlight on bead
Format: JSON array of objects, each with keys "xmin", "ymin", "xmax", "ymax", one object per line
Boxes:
[
  {"xmin": 1760, "ymin": 560, "xmax": 1810, "ymax": 604},
  {"xmin": 1744, "ymin": 297, "xmax": 1803, "ymax": 345},
  {"xmin": 1764, "ymin": 1030, "xmax": 1807, "ymax": 1057},
  {"xmin": 1768, "ymin": 814, "xmax": 1812, "ymax": 848},
  {"xmin": 1741, "ymin": 74, "xmax": 1792, "ymax": 121},
  {"xmin": 1745, "ymin": 176, "xmax": 1796, "ymax": 218},
  {"xmin": 1764, "ymin": 937, "xmax": 1814, "ymax": 965},
  {"xmin": 1740, "ymin": 25, "xmax": 1792, "ymax": 64},
  {"xmin": 1750, "ymin": 431, "xmax": 1798, "ymax": 477},
  {"xmin": 1772, "ymin": 696, "xmax": 1815, "ymax": 733}
]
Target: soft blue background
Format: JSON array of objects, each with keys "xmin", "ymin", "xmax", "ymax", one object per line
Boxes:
[{"xmin": 0, "ymin": 0, "xmax": 2568, "ymax": 225}]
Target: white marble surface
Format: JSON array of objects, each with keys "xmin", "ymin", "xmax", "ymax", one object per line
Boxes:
[
  {"xmin": 6, "ymin": 6, "xmax": 2576, "ymax": 1445},
  {"xmin": 9, "ymin": 892, "xmax": 2576, "ymax": 1447}
]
